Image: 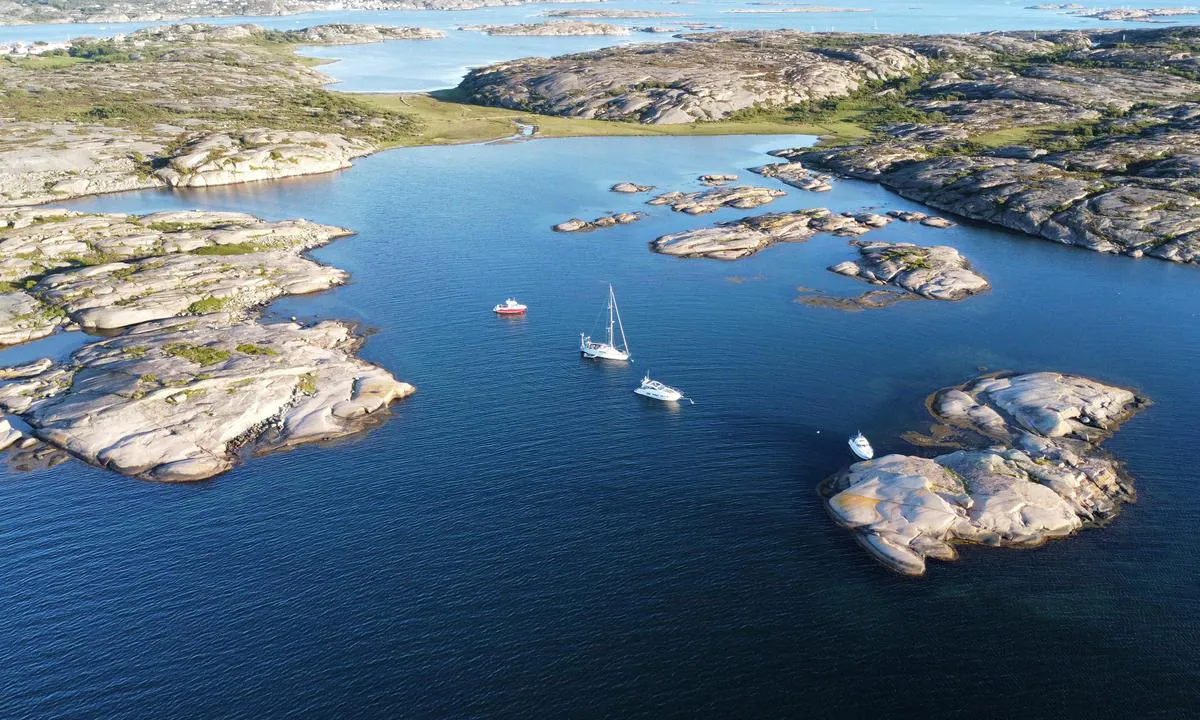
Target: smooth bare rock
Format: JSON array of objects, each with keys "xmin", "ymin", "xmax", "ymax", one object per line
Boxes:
[
  {"xmin": 823, "ymin": 372, "xmax": 1147, "ymax": 575},
  {"xmin": 0, "ymin": 417, "xmax": 22, "ymax": 451},
  {"xmin": 544, "ymin": 9, "xmax": 684, "ymax": 18},
  {"xmin": 652, "ymin": 208, "xmax": 877, "ymax": 259},
  {"xmin": 752, "ymin": 162, "xmax": 832, "ymax": 192},
  {"xmin": 460, "ymin": 21, "xmax": 630, "ymax": 37},
  {"xmin": 920, "ymin": 216, "xmax": 955, "ymax": 228},
  {"xmin": 553, "ymin": 212, "xmax": 643, "ymax": 232},
  {"xmin": 0, "ymin": 291, "xmax": 64, "ymax": 346},
  {"xmin": 288, "ymin": 24, "xmax": 445, "ymax": 44},
  {"xmin": 647, "ymin": 186, "xmax": 785, "ymax": 214},
  {"xmin": 888, "ymin": 210, "xmax": 929, "ymax": 222},
  {"xmin": 829, "ymin": 242, "xmax": 989, "ymax": 300},
  {"xmin": 157, "ymin": 129, "xmax": 371, "ymax": 189},
  {"xmin": 0, "ymin": 357, "xmax": 53, "ymax": 379},
  {"xmin": 0, "ymin": 314, "xmax": 414, "ymax": 482},
  {"xmin": 37, "ymin": 250, "xmax": 346, "ymax": 331},
  {"xmin": 0, "ymin": 122, "xmax": 165, "ymax": 206},
  {"xmin": 611, "ymin": 182, "xmax": 653, "ymax": 193},
  {"xmin": 699, "ymin": 173, "xmax": 738, "ymax": 186},
  {"xmin": 0, "ymin": 208, "xmax": 348, "ymax": 285},
  {"xmin": 460, "ymin": 30, "xmax": 948, "ymax": 124}
]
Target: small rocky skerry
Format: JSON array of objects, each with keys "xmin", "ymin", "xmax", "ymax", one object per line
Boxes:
[
  {"xmin": 829, "ymin": 241, "xmax": 989, "ymax": 301},
  {"xmin": 821, "ymin": 372, "xmax": 1149, "ymax": 576},
  {"xmin": 652, "ymin": 208, "xmax": 887, "ymax": 260}
]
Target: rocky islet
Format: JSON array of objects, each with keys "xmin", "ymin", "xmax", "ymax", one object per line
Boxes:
[{"xmin": 823, "ymin": 372, "xmax": 1148, "ymax": 576}]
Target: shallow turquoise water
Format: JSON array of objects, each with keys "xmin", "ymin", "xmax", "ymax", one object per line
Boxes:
[{"xmin": 1, "ymin": 134, "xmax": 1199, "ymax": 717}]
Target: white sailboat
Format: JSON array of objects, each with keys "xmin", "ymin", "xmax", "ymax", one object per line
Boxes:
[
  {"xmin": 580, "ymin": 284, "xmax": 630, "ymax": 361},
  {"xmin": 634, "ymin": 373, "xmax": 690, "ymax": 403},
  {"xmin": 848, "ymin": 431, "xmax": 874, "ymax": 460}
]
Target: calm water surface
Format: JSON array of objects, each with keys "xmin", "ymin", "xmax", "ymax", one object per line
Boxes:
[{"xmin": 1, "ymin": 134, "xmax": 1199, "ymax": 717}]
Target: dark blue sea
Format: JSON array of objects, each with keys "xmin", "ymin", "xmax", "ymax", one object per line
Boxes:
[{"xmin": 2, "ymin": 135, "xmax": 1199, "ymax": 718}]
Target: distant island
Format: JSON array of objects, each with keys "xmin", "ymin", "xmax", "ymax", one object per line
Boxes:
[{"xmin": 0, "ymin": 0, "xmax": 605, "ymax": 26}]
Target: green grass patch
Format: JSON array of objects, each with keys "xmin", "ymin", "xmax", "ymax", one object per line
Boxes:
[
  {"xmin": 145, "ymin": 221, "xmax": 211, "ymax": 233},
  {"xmin": 6, "ymin": 55, "xmax": 89, "ymax": 70},
  {"xmin": 163, "ymin": 343, "xmax": 231, "ymax": 366},
  {"xmin": 186, "ymin": 297, "xmax": 230, "ymax": 314},
  {"xmin": 297, "ymin": 372, "xmax": 317, "ymax": 395},
  {"xmin": 236, "ymin": 343, "xmax": 277, "ymax": 356},
  {"xmin": 191, "ymin": 243, "xmax": 261, "ymax": 256},
  {"xmin": 361, "ymin": 91, "xmax": 870, "ymax": 149}
]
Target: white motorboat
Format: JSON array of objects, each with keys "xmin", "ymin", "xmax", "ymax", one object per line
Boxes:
[
  {"xmin": 634, "ymin": 373, "xmax": 689, "ymax": 403},
  {"xmin": 580, "ymin": 284, "xmax": 630, "ymax": 361},
  {"xmin": 848, "ymin": 431, "xmax": 874, "ymax": 460}
]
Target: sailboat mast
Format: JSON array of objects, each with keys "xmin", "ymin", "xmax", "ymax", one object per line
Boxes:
[
  {"xmin": 607, "ymin": 284, "xmax": 615, "ymax": 346},
  {"xmin": 612, "ymin": 288, "xmax": 629, "ymax": 354}
]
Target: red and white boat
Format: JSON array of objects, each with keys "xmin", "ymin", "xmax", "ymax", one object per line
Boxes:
[{"xmin": 493, "ymin": 298, "xmax": 527, "ymax": 315}]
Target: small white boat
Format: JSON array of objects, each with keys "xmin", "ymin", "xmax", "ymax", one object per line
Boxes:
[
  {"xmin": 634, "ymin": 373, "xmax": 689, "ymax": 403},
  {"xmin": 580, "ymin": 284, "xmax": 630, "ymax": 361},
  {"xmin": 848, "ymin": 431, "xmax": 874, "ymax": 460},
  {"xmin": 493, "ymin": 298, "xmax": 527, "ymax": 315}
]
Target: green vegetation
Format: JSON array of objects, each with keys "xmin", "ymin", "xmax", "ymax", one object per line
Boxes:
[
  {"xmin": 191, "ymin": 243, "xmax": 262, "ymax": 256},
  {"xmin": 361, "ymin": 91, "xmax": 871, "ymax": 148},
  {"xmin": 165, "ymin": 387, "xmax": 207, "ymax": 405},
  {"xmin": 68, "ymin": 39, "xmax": 132, "ymax": 63},
  {"xmin": 122, "ymin": 345, "xmax": 149, "ymax": 359},
  {"xmin": 5, "ymin": 54, "xmax": 88, "ymax": 70},
  {"xmin": 145, "ymin": 221, "xmax": 210, "ymax": 233},
  {"xmin": 186, "ymin": 297, "xmax": 230, "ymax": 314},
  {"xmin": 236, "ymin": 343, "xmax": 277, "ymax": 356},
  {"xmin": 163, "ymin": 343, "xmax": 231, "ymax": 366},
  {"xmin": 297, "ymin": 372, "xmax": 317, "ymax": 395}
]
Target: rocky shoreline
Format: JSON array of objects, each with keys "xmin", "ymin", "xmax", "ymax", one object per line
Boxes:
[
  {"xmin": 460, "ymin": 26, "xmax": 1200, "ymax": 266},
  {"xmin": 822, "ymin": 372, "xmax": 1149, "ymax": 576},
  {"xmin": 0, "ymin": 208, "xmax": 413, "ymax": 482}
]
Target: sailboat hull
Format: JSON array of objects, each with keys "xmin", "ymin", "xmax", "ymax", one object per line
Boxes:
[{"xmin": 581, "ymin": 343, "xmax": 630, "ymax": 361}]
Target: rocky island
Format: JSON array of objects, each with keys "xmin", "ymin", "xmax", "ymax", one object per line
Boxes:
[
  {"xmin": 1030, "ymin": 5, "xmax": 1200, "ymax": 23},
  {"xmin": 543, "ymin": 9, "xmax": 685, "ymax": 19},
  {"xmin": 822, "ymin": 372, "xmax": 1148, "ymax": 576},
  {"xmin": 828, "ymin": 241, "xmax": 990, "ymax": 300},
  {"xmin": 652, "ymin": 208, "xmax": 886, "ymax": 259},
  {"xmin": 460, "ymin": 26, "xmax": 1200, "ymax": 265},
  {"xmin": 0, "ymin": 208, "xmax": 414, "ymax": 481},
  {"xmin": 459, "ymin": 21, "xmax": 634, "ymax": 37},
  {"xmin": 647, "ymin": 186, "xmax": 786, "ymax": 214}
]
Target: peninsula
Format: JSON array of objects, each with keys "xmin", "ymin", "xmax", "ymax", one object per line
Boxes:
[{"xmin": 0, "ymin": 207, "xmax": 414, "ymax": 481}]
